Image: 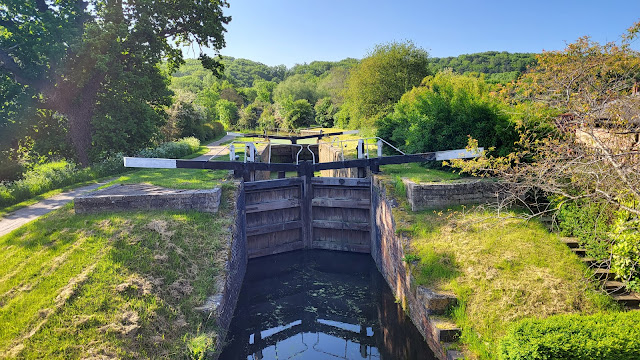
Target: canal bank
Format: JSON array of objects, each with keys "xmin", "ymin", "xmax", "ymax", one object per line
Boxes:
[{"xmin": 213, "ymin": 177, "xmax": 464, "ymax": 359}]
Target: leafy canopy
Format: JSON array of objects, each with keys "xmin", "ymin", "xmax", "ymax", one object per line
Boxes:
[{"xmin": 343, "ymin": 41, "xmax": 431, "ymax": 129}]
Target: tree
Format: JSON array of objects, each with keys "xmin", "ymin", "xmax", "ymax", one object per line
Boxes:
[
  {"xmin": 215, "ymin": 99, "xmax": 239, "ymax": 129},
  {"xmin": 254, "ymin": 79, "xmax": 277, "ymax": 103},
  {"xmin": 220, "ymin": 87, "xmax": 244, "ymax": 107},
  {"xmin": 273, "ymin": 74, "xmax": 320, "ymax": 105},
  {"xmin": 376, "ymin": 71, "xmax": 517, "ymax": 157},
  {"xmin": 450, "ymin": 25, "xmax": 640, "ymax": 290},
  {"xmin": 283, "ymin": 99, "xmax": 315, "ymax": 129},
  {"xmin": 0, "ymin": 0, "xmax": 230, "ymax": 165},
  {"xmin": 314, "ymin": 97, "xmax": 337, "ymax": 127},
  {"xmin": 342, "ymin": 41, "xmax": 430, "ymax": 128}
]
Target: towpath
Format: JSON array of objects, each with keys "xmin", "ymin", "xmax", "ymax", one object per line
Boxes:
[
  {"xmin": 190, "ymin": 132, "xmax": 242, "ymax": 161},
  {"xmin": 0, "ymin": 179, "xmax": 114, "ymax": 237}
]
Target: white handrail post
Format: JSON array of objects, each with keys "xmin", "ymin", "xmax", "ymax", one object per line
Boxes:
[
  {"xmin": 245, "ymin": 142, "xmax": 256, "ymax": 163},
  {"xmin": 229, "ymin": 144, "xmax": 235, "ymax": 161},
  {"xmin": 357, "ymin": 139, "xmax": 364, "ymax": 159},
  {"xmin": 377, "ymin": 139, "xmax": 383, "ymax": 158}
]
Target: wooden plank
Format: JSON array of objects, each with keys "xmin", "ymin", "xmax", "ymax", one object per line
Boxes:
[
  {"xmin": 248, "ymin": 241, "xmax": 305, "ymax": 259},
  {"xmin": 310, "ymin": 177, "xmax": 370, "ymax": 187},
  {"xmin": 311, "ymin": 240, "xmax": 371, "ymax": 253},
  {"xmin": 124, "ymin": 157, "xmax": 176, "ymax": 169},
  {"xmin": 244, "ymin": 177, "xmax": 303, "ymax": 191},
  {"xmin": 246, "ymin": 199, "xmax": 301, "ymax": 213},
  {"xmin": 311, "ymin": 198, "xmax": 370, "ymax": 209},
  {"xmin": 312, "ymin": 220, "xmax": 370, "ymax": 232},
  {"xmin": 435, "ymin": 147, "xmax": 484, "ymax": 161},
  {"xmin": 246, "ymin": 220, "xmax": 303, "ymax": 236}
]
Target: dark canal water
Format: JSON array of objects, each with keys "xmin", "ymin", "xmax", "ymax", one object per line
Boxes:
[{"xmin": 219, "ymin": 250, "xmax": 436, "ymax": 360}]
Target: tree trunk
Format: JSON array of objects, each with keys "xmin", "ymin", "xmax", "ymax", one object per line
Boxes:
[
  {"xmin": 65, "ymin": 102, "xmax": 95, "ymax": 166},
  {"xmin": 46, "ymin": 72, "xmax": 105, "ymax": 167}
]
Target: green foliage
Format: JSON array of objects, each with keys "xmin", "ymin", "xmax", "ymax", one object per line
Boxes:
[
  {"xmin": 610, "ymin": 207, "xmax": 640, "ymax": 292},
  {"xmin": 166, "ymin": 101, "xmax": 207, "ymax": 141},
  {"xmin": 555, "ymin": 199, "xmax": 613, "ymax": 260},
  {"xmin": 238, "ymin": 102, "xmax": 264, "ymax": 130},
  {"xmin": 283, "ymin": 99, "xmax": 315, "ymax": 129},
  {"xmin": 499, "ymin": 311, "xmax": 640, "ymax": 360},
  {"xmin": 314, "ymin": 97, "xmax": 337, "ymax": 127},
  {"xmin": 203, "ymin": 122, "xmax": 225, "ymax": 141},
  {"xmin": 415, "ymin": 248, "xmax": 459, "ymax": 286},
  {"xmin": 0, "ymin": 157, "xmax": 123, "ymax": 209},
  {"xmin": 186, "ymin": 334, "xmax": 215, "ymax": 360},
  {"xmin": 220, "ymin": 87, "xmax": 245, "ymax": 107},
  {"xmin": 0, "ymin": 138, "xmax": 200, "ymax": 209},
  {"xmin": 257, "ymin": 104, "xmax": 278, "ymax": 130},
  {"xmin": 343, "ymin": 41, "xmax": 431, "ymax": 128},
  {"xmin": 137, "ymin": 137, "xmax": 200, "ymax": 159},
  {"xmin": 195, "ymin": 88, "xmax": 221, "ymax": 120},
  {"xmin": 287, "ymin": 58, "xmax": 359, "ymax": 77},
  {"xmin": 254, "ymin": 79, "xmax": 277, "ymax": 103},
  {"xmin": 273, "ymin": 73, "xmax": 321, "ymax": 105},
  {"xmin": 1, "ymin": 0, "xmax": 230, "ymax": 165},
  {"xmin": 221, "ymin": 56, "xmax": 286, "ymax": 87},
  {"xmin": 431, "ymin": 51, "xmax": 536, "ymax": 75},
  {"xmin": 215, "ymin": 99, "xmax": 240, "ymax": 129},
  {"xmin": 377, "ymin": 72, "xmax": 517, "ymax": 157}
]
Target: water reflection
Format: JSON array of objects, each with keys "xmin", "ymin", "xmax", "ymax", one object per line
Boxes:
[{"xmin": 219, "ymin": 250, "xmax": 435, "ymax": 360}]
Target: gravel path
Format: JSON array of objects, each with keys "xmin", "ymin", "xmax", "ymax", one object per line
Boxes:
[
  {"xmin": 0, "ymin": 179, "xmax": 114, "ymax": 237},
  {"xmin": 190, "ymin": 133, "xmax": 242, "ymax": 161},
  {"xmin": 0, "ymin": 134, "xmax": 242, "ymax": 237}
]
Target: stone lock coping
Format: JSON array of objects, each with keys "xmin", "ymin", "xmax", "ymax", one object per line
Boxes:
[{"xmin": 74, "ymin": 184, "xmax": 222, "ymax": 214}]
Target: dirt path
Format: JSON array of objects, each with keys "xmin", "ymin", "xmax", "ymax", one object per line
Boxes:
[
  {"xmin": 190, "ymin": 132, "xmax": 242, "ymax": 161},
  {"xmin": 0, "ymin": 179, "xmax": 114, "ymax": 237}
]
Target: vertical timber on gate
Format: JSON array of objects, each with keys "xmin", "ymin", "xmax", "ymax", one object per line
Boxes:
[
  {"xmin": 243, "ymin": 178, "xmax": 305, "ymax": 258},
  {"xmin": 310, "ymin": 177, "xmax": 372, "ymax": 253},
  {"xmin": 298, "ymin": 161, "xmax": 314, "ymax": 249}
]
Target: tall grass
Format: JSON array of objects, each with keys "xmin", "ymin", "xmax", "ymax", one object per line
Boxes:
[{"xmin": 0, "ymin": 137, "xmax": 200, "ymax": 209}]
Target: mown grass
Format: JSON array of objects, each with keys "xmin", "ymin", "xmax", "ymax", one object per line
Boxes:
[
  {"xmin": 384, "ymin": 183, "xmax": 619, "ymax": 359},
  {"xmin": 0, "ymin": 186, "xmax": 236, "ymax": 358},
  {"xmin": 0, "ymin": 137, "xmax": 206, "ymax": 217},
  {"xmin": 109, "ymin": 168, "xmax": 230, "ymax": 190},
  {"xmin": 381, "ymin": 163, "xmax": 463, "ymax": 183}
]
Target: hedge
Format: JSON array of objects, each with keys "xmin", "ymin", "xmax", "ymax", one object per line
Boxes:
[{"xmin": 499, "ymin": 311, "xmax": 640, "ymax": 360}]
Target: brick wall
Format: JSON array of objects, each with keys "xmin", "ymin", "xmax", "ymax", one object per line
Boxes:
[{"xmin": 404, "ymin": 179, "xmax": 501, "ymax": 211}]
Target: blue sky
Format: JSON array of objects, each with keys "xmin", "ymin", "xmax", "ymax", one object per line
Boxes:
[{"xmin": 192, "ymin": 1, "xmax": 640, "ymax": 68}]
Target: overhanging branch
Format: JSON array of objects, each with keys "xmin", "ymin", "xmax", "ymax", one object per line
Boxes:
[{"xmin": 0, "ymin": 48, "xmax": 39, "ymax": 88}]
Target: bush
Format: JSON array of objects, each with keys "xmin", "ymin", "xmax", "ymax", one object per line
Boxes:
[
  {"xmin": 203, "ymin": 122, "xmax": 224, "ymax": 141},
  {"xmin": 376, "ymin": 71, "xmax": 518, "ymax": 157},
  {"xmin": 499, "ymin": 312, "xmax": 640, "ymax": 360},
  {"xmin": 555, "ymin": 199, "xmax": 613, "ymax": 260},
  {"xmin": 0, "ymin": 138, "xmax": 200, "ymax": 209},
  {"xmin": 137, "ymin": 137, "xmax": 200, "ymax": 159}
]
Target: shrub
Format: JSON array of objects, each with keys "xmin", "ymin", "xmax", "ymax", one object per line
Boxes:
[
  {"xmin": 555, "ymin": 199, "xmax": 613, "ymax": 260},
  {"xmin": 499, "ymin": 311, "xmax": 640, "ymax": 360},
  {"xmin": 0, "ymin": 138, "xmax": 200, "ymax": 209},
  {"xmin": 137, "ymin": 137, "xmax": 200, "ymax": 159},
  {"xmin": 376, "ymin": 71, "xmax": 518, "ymax": 157},
  {"xmin": 203, "ymin": 121, "xmax": 224, "ymax": 141}
]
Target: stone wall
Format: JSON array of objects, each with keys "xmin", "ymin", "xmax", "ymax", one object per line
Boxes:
[
  {"xmin": 212, "ymin": 183, "xmax": 247, "ymax": 359},
  {"xmin": 372, "ymin": 177, "xmax": 462, "ymax": 360},
  {"xmin": 74, "ymin": 184, "xmax": 222, "ymax": 214},
  {"xmin": 404, "ymin": 179, "xmax": 501, "ymax": 211}
]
